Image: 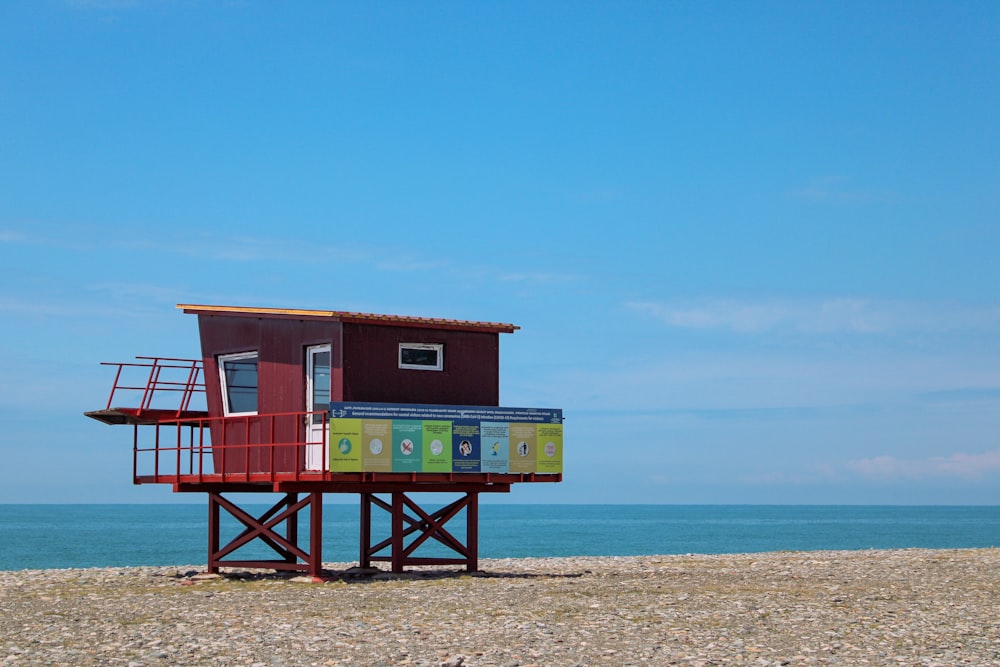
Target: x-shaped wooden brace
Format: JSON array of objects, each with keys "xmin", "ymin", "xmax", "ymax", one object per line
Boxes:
[
  {"xmin": 211, "ymin": 493, "xmax": 310, "ymax": 565},
  {"xmin": 368, "ymin": 493, "xmax": 471, "ymax": 563}
]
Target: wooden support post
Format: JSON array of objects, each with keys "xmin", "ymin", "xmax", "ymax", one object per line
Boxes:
[
  {"xmin": 391, "ymin": 492, "xmax": 405, "ymax": 573},
  {"xmin": 467, "ymin": 492, "xmax": 479, "ymax": 572},
  {"xmin": 359, "ymin": 492, "xmax": 372, "ymax": 569},
  {"xmin": 208, "ymin": 492, "xmax": 220, "ymax": 573},
  {"xmin": 309, "ymin": 491, "xmax": 323, "ymax": 578},
  {"xmin": 285, "ymin": 493, "xmax": 298, "ymax": 566}
]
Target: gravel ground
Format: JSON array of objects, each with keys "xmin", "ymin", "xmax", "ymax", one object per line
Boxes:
[{"xmin": 2, "ymin": 549, "xmax": 999, "ymax": 667}]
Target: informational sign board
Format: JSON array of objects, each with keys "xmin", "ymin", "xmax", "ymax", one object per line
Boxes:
[{"xmin": 329, "ymin": 402, "xmax": 563, "ymax": 474}]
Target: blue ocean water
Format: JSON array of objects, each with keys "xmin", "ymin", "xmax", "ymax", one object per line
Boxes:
[{"xmin": 0, "ymin": 504, "xmax": 998, "ymax": 571}]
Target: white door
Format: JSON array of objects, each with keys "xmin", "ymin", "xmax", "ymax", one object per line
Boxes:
[{"xmin": 305, "ymin": 344, "xmax": 331, "ymax": 471}]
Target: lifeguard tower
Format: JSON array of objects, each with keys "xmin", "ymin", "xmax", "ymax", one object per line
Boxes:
[{"xmin": 86, "ymin": 305, "xmax": 563, "ymax": 577}]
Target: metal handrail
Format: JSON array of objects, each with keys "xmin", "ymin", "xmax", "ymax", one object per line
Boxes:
[
  {"xmin": 133, "ymin": 410, "xmax": 328, "ymax": 484},
  {"xmin": 101, "ymin": 357, "xmax": 205, "ymax": 417}
]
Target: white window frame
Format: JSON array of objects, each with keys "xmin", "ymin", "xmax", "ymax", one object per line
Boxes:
[
  {"xmin": 398, "ymin": 342, "xmax": 444, "ymax": 371},
  {"xmin": 218, "ymin": 351, "xmax": 259, "ymax": 416}
]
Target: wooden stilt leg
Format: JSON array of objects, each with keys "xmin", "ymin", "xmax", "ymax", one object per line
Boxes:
[
  {"xmin": 285, "ymin": 493, "xmax": 298, "ymax": 566},
  {"xmin": 392, "ymin": 492, "xmax": 404, "ymax": 573},
  {"xmin": 467, "ymin": 492, "xmax": 479, "ymax": 572},
  {"xmin": 309, "ymin": 492, "xmax": 323, "ymax": 578},
  {"xmin": 208, "ymin": 492, "xmax": 220, "ymax": 573},
  {"xmin": 360, "ymin": 492, "xmax": 372, "ymax": 568}
]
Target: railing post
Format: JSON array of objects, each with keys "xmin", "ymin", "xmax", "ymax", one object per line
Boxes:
[
  {"xmin": 220, "ymin": 418, "xmax": 227, "ymax": 479},
  {"xmin": 153, "ymin": 423, "xmax": 160, "ymax": 483},
  {"xmin": 178, "ymin": 360, "xmax": 201, "ymax": 416},
  {"xmin": 107, "ymin": 363, "xmax": 125, "ymax": 409},
  {"xmin": 244, "ymin": 415, "xmax": 251, "ymax": 482},
  {"xmin": 142, "ymin": 359, "xmax": 160, "ymax": 411},
  {"xmin": 132, "ymin": 424, "xmax": 139, "ymax": 483},
  {"xmin": 269, "ymin": 415, "xmax": 276, "ymax": 482},
  {"xmin": 198, "ymin": 419, "xmax": 206, "ymax": 481}
]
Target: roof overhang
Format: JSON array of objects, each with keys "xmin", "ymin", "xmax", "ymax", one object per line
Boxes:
[{"xmin": 177, "ymin": 304, "xmax": 519, "ymax": 334}]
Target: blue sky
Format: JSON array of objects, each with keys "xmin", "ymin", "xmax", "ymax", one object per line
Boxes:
[{"xmin": 2, "ymin": 1, "xmax": 999, "ymax": 504}]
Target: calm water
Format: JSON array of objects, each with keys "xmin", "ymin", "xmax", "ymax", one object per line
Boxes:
[{"xmin": 1, "ymin": 504, "xmax": 998, "ymax": 571}]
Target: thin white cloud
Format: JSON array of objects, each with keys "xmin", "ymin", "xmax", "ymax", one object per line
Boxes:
[
  {"xmin": 788, "ymin": 175, "xmax": 894, "ymax": 204},
  {"xmin": 738, "ymin": 449, "xmax": 1000, "ymax": 488},
  {"xmin": 0, "ymin": 295, "xmax": 163, "ymax": 320},
  {"xmin": 96, "ymin": 231, "xmax": 374, "ymax": 265},
  {"xmin": 375, "ymin": 259, "xmax": 450, "ymax": 272},
  {"xmin": 86, "ymin": 282, "xmax": 188, "ymax": 304},
  {"xmin": 846, "ymin": 449, "xmax": 1000, "ymax": 481},
  {"xmin": 525, "ymin": 343, "xmax": 1000, "ymax": 414},
  {"xmin": 0, "ymin": 223, "xmax": 370, "ymax": 264},
  {"xmin": 568, "ymin": 188, "xmax": 623, "ymax": 203},
  {"xmin": 498, "ymin": 271, "xmax": 581, "ymax": 284},
  {"xmin": 0, "ymin": 225, "xmax": 94, "ymax": 251},
  {"xmin": 0, "ymin": 297, "xmax": 87, "ymax": 317},
  {"xmin": 4, "ymin": 223, "xmax": 577, "ymax": 290},
  {"xmin": 626, "ymin": 298, "xmax": 1000, "ymax": 335},
  {"xmin": 0, "ymin": 230, "xmax": 28, "ymax": 243},
  {"xmin": 63, "ymin": 0, "xmax": 164, "ymax": 9}
]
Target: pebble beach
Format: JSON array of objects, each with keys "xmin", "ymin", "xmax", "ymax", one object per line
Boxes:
[{"xmin": 2, "ymin": 548, "xmax": 999, "ymax": 667}]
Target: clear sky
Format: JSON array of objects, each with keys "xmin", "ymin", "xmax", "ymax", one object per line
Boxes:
[{"xmin": 2, "ymin": 1, "xmax": 999, "ymax": 504}]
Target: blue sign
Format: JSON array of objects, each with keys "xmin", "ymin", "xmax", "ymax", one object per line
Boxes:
[{"xmin": 329, "ymin": 402, "xmax": 563, "ymax": 424}]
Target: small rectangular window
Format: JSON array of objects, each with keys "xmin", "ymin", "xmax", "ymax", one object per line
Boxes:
[
  {"xmin": 399, "ymin": 343, "xmax": 444, "ymax": 371},
  {"xmin": 219, "ymin": 351, "xmax": 258, "ymax": 415}
]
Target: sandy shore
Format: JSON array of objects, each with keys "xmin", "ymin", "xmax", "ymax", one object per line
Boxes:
[{"xmin": 2, "ymin": 548, "xmax": 999, "ymax": 666}]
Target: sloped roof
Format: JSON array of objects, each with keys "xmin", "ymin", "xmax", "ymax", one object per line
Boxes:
[{"xmin": 177, "ymin": 304, "xmax": 519, "ymax": 333}]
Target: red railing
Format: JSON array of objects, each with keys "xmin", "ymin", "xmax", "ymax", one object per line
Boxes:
[
  {"xmin": 102, "ymin": 356, "xmax": 206, "ymax": 417},
  {"xmin": 133, "ymin": 410, "xmax": 328, "ymax": 484}
]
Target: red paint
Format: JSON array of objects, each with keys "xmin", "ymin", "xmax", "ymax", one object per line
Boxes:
[{"xmin": 342, "ymin": 322, "xmax": 500, "ymax": 405}]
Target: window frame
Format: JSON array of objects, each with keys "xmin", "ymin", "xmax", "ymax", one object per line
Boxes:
[
  {"xmin": 218, "ymin": 351, "xmax": 259, "ymax": 416},
  {"xmin": 398, "ymin": 342, "xmax": 444, "ymax": 371}
]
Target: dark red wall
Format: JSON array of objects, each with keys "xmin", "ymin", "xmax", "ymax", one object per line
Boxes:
[
  {"xmin": 199, "ymin": 315, "xmax": 340, "ymax": 416},
  {"xmin": 198, "ymin": 315, "xmax": 342, "ymax": 473},
  {"xmin": 342, "ymin": 323, "xmax": 500, "ymax": 406},
  {"xmin": 195, "ymin": 314, "xmax": 502, "ymax": 473}
]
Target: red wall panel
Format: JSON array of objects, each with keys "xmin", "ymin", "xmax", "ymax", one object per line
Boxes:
[{"xmin": 342, "ymin": 323, "xmax": 500, "ymax": 406}]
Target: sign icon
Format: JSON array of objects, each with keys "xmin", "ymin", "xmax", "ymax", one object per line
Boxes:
[
  {"xmin": 400, "ymin": 439, "xmax": 414, "ymax": 455},
  {"xmin": 369, "ymin": 438, "xmax": 383, "ymax": 455}
]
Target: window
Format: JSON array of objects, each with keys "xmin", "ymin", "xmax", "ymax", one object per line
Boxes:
[
  {"xmin": 398, "ymin": 342, "xmax": 444, "ymax": 371},
  {"xmin": 219, "ymin": 351, "xmax": 258, "ymax": 415}
]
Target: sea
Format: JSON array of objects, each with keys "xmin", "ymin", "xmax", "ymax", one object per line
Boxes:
[{"xmin": 1, "ymin": 504, "xmax": 998, "ymax": 571}]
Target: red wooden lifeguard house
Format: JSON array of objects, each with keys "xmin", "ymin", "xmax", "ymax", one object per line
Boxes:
[{"xmin": 86, "ymin": 304, "xmax": 563, "ymax": 577}]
